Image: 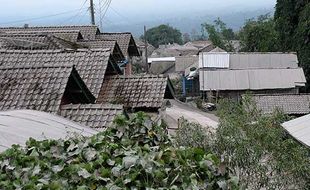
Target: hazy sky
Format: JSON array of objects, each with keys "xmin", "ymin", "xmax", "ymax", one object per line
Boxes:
[{"xmin": 0, "ymin": 0, "xmax": 276, "ymax": 26}]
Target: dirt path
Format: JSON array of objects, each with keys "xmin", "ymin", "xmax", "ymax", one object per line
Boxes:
[{"xmin": 165, "ymin": 100, "xmax": 219, "ymax": 130}]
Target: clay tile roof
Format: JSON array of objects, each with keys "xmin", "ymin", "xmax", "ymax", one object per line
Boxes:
[
  {"xmin": 0, "ymin": 65, "xmax": 73, "ymax": 113},
  {"xmin": 3, "ymin": 30, "xmax": 83, "ymax": 42},
  {"xmin": 0, "ymin": 33, "xmax": 75, "ymax": 50},
  {"xmin": 97, "ymin": 32, "xmax": 140, "ymax": 57},
  {"xmin": 77, "ymin": 39, "xmax": 116, "ymax": 49},
  {"xmin": 0, "ymin": 49, "xmax": 116, "ymax": 98},
  {"xmin": 0, "ymin": 25, "xmax": 100, "ymax": 40},
  {"xmin": 60, "ymin": 104, "xmax": 125, "ymax": 130},
  {"xmin": 252, "ymin": 94, "xmax": 310, "ymax": 115},
  {"xmin": 97, "ymin": 75, "xmax": 174, "ymax": 109}
]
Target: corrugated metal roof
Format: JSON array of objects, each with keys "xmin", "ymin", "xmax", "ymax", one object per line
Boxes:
[
  {"xmin": 0, "ymin": 110, "xmax": 97, "ymax": 152},
  {"xmin": 282, "ymin": 114, "xmax": 310, "ymax": 148},
  {"xmin": 252, "ymin": 94, "xmax": 310, "ymax": 115},
  {"xmin": 199, "ymin": 52, "xmax": 230, "ymax": 68},
  {"xmin": 148, "ymin": 57, "xmax": 175, "ymax": 63},
  {"xmin": 199, "ymin": 68, "xmax": 306, "ymax": 91},
  {"xmin": 229, "ymin": 53, "xmax": 298, "ymax": 69}
]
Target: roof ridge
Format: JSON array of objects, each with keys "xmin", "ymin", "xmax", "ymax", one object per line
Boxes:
[
  {"xmin": 0, "ymin": 48, "xmax": 111, "ymax": 54},
  {"xmin": 61, "ymin": 103, "xmax": 123, "ymax": 110},
  {"xmin": 0, "ymin": 64, "xmax": 73, "ymax": 70}
]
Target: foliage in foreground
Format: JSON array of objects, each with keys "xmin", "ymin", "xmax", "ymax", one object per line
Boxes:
[
  {"xmin": 176, "ymin": 97, "xmax": 310, "ymax": 189},
  {"xmin": 0, "ymin": 112, "xmax": 238, "ymax": 190}
]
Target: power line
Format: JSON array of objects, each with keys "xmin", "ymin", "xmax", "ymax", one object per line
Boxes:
[
  {"xmin": 60, "ymin": 0, "xmax": 88, "ymax": 24},
  {"xmin": 109, "ymin": 6, "xmax": 133, "ymax": 24},
  {"xmin": 0, "ymin": 9, "xmax": 85, "ymax": 25}
]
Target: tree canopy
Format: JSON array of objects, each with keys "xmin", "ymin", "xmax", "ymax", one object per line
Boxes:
[
  {"xmin": 275, "ymin": 0, "xmax": 310, "ymax": 90},
  {"xmin": 142, "ymin": 24, "xmax": 183, "ymax": 48},
  {"xmin": 238, "ymin": 15, "xmax": 280, "ymax": 52},
  {"xmin": 202, "ymin": 18, "xmax": 236, "ymax": 51}
]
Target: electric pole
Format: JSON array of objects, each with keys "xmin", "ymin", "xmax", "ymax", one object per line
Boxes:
[
  {"xmin": 144, "ymin": 25, "xmax": 149, "ymax": 73},
  {"xmin": 89, "ymin": 0, "xmax": 96, "ymax": 25}
]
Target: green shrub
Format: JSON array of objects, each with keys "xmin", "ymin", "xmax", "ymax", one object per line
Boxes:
[{"xmin": 0, "ymin": 112, "xmax": 238, "ymax": 189}]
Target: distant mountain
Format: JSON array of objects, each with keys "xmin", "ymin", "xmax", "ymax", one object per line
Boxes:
[{"xmin": 104, "ymin": 8, "xmax": 275, "ymax": 37}]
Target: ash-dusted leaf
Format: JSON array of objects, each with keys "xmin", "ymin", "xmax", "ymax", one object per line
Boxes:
[
  {"xmin": 1, "ymin": 159, "xmax": 9, "ymax": 169},
  {"xmin": 124, "ymin": 178, "xmax": 132, "ymax": 184},
  {"xmin": 84, "ymin": 148, "xmax": 97, "ymax": 161},
  {"xmin": 217, "ymin": 180, "xmax": 227, "ymax": 189},
  {"xmin": 107, "ymin": 159, "xmax": 115, "ymax": 166},
  {"xmin": 123, "ymin": 156, "xmax": 139, "ymax": 169},
  {"xmin": 111, "ymin": 165, "xmax": 122, "ymax": 177},
  {"xmin": 32, "ymin": 165, "xmax": 41, "ymax": 176},
  {"xmin": 38, "ymin": 178, "xmax": 49, "ymax": 185},
  {"xmin": 52, "ymin": 165, "xmax": 64, "ymax": 173},
  {"xmin": 78, "ymin": 168, "xmax": 91, "ymax": 179},
  {"xmin": 67, "ymin": 143, "xmax": 78, "ymax": 152}
]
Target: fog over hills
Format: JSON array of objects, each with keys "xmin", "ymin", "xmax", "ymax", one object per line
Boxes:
[{"xmin": 0, "ymin": 0, "xmax": 276, "ymax": 37}]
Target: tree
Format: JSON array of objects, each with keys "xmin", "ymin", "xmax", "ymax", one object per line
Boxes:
[
  {"xmin": 275, "ymin": 0, "xmax": 310, "ymax": 90},
  {"xmin": 295, "ymin": 3, "xmax": 310, "ymax": 90},
  {"xmin": 182, "ymin": 33, "xmax": 191, "ymax": 43},
  {"xmin": 141, "ymin": 24, "xmax": 183, "ymax": 48},
  {"xmin": 202, "ymin": 18, "xmax": 235, "ymax": 51},
  {"xmin": 238, "ymin": 15, "xmax": 280, "ymax": 52}
]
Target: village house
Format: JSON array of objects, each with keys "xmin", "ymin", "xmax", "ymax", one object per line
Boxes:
[
  {"xmin": 198, "ymin": 52, "xmax": 306, "ymax": 101},
  {"xmin": 0, "ymin": 64, "xmax": 95, "ymax": 113},
  {"xmin": 96, "ymin": 32, "xmax": 140, "ymax": 75},
  {"xmin": 0, "ymin": 25, "xmax": 176, "ymax": 130}
]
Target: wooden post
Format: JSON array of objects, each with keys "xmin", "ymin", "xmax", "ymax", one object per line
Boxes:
[{"xmin": 144, "ymin": 25, "xmax": 149, "ymax": 73}]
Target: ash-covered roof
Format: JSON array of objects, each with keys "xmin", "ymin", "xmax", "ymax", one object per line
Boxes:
[
  {"xmin": 97, "ymin": 75, "xmax": 174, "ymax": 109},
  {"xmin": 0, "ymin": 65, "xmax": 73, "ymax": 113},
  {"xmin": 282, "ymin": 114, "xmax": 310, "ymax": 148},
  {"xmin": 0, "ymin": 25, "xmax": 100, "ymax": 40},
  {"xmin": 0, "ymin": 33, "xmax": 75, "ymax": 50},
  {"xmin": 97, "ymin": 32, "xmax": 140, "ymax": 57},
  {"xmin": 0, "ymin": 110, "xmax": 97, "ymax": 152},
  {"xmin": 0, "ymin": 49, "xmax": 120, "ymax": 98},
  {"xmin": 199, "ymin": 68, "xmax": 306, "ymax": 91},
  {"xmin": 77, "ymin": 40, "xmax": 125, "ymax": 62},
  {"xmin": 252, "ymin": 94, "xmax": 310, "ymax": 115},
  {"xmin": 60, "ymin": 104, "xmax": 125, "ymax": 130},
  {"xmin": 3, "ymin": 30, "xmax": 84, "ymax": 42},
  {"xmin": 175, "ymin": 56, "xmax": 198, "ymax": 72},
  {"xmin": 229, "ymin": 53, "xmax": 299, "ymax": 70}
]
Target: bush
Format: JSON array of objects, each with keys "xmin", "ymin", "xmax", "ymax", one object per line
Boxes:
[
  {"xmin": 175, "ymin": 97, "xmax": 310, "ymax": 189},
  {"xmin": 0, "ymin": 112, "xmax": 238, "ymax": 189}
]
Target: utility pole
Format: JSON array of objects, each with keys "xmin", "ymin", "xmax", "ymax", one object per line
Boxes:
[
  {"xmin": 89, "ymin": 0, "xmax": 96, "ymax": 25},
  {"xmin": 144, "ymin": 25, "xmax": 149, "ymax": 73}
]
